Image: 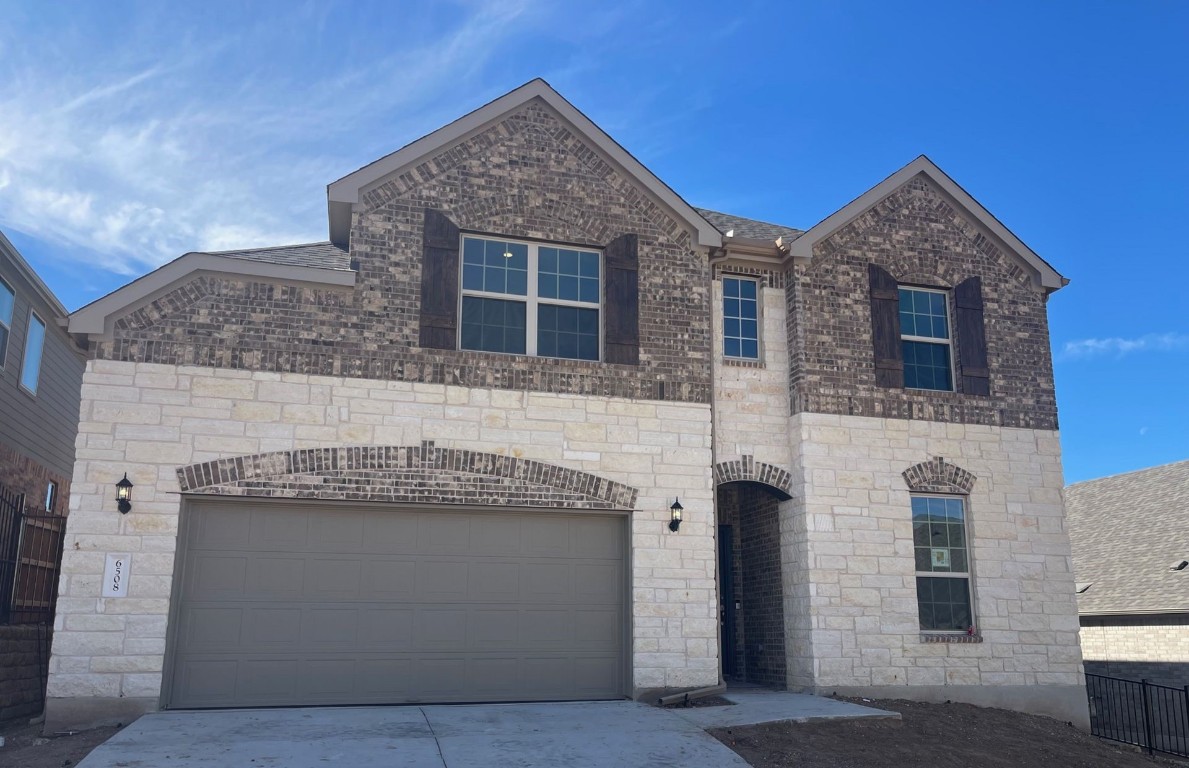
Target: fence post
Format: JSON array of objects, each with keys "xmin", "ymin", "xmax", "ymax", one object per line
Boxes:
[{"xmin": 1141, "ymin": 679, "xmax": 1154, "ymax": 755}]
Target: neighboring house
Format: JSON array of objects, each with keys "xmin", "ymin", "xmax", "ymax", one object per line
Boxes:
[
  {"xmin": 45, "ymin": 79, "xmax": 1087, "ymax": 731},
  {"xmin": 0, "ymin": 229, "xmax": 86, "ymax": 720},
  {"xmin": 1066, "ymin": 460, "xmax": 1189, "ymax": 688}
]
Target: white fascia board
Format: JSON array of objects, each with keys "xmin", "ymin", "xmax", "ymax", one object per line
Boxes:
[
  {"xmin": 69, "ymin": 253, "xmax": 355, "ymax": 335},
  {"xmin": 326, "ymin": 79, "xmax": 722, "ymax": 250},
  {"xmin": 789, "ymin": 156, "xmax": 1068, "ymax": 292},
  {"xmin": 0, "ymin": 229, "xmax": 71, "ymax": 318}
]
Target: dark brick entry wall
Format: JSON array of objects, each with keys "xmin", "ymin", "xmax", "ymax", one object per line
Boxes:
[{"xmin": 718, "ymin": 482, "xmax": 786, "ymax": 688}]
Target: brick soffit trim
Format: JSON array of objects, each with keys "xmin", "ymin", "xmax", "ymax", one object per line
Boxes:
[
  {"xmin": 902, "ymin": 457, "xmax": 977, "ymax": 494},
  {"xmin": 713, "ymin": 455, "xmax": 793, "ymax": 500},
  {"xmin": 176, "ymin": 442, "xmax": 639, "ymax": 510}
]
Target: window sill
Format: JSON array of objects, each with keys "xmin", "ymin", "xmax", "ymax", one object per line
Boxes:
[
  {"xmin": 920, "ymin": 632, "xmax": 982, "ymax": 644},
  {"xmin": 723, "ymin": 357, "xmax": 764, "ymax": 369}
]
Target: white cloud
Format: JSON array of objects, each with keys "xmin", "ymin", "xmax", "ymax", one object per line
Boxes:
[
  {"xmin": 1060, "ymin": 333, "xmax": 1189, "ymax": 360},
  {"xmin": 0, "ymin": 1, "xmax": 541, "ymax": 277}
]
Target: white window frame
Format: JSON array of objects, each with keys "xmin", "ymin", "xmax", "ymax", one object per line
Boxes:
[
  {"xmin": 899, "ymin": 286, "xmax": 955, "ymax": 392},
  {"xmin": 19, "ymin": 308, "xmax": 46, "ymax": 396},
  {"xmin": 721, "ymin": 275, "xmax": 762, "ymax": 361},
  {"xmin": 457, "ymin": 234, "xmax": 603, "ymax": 361},
  {"xmin": 0, "ymin": 276, "xmax": 13, "ymax": 369},
  {"xmin": 45, "ymin": 480, "xmax": 58, "ymax": 512},
  {"xmin": 911, "ymin": 493, "xmax": 976, "ymax": 634}
]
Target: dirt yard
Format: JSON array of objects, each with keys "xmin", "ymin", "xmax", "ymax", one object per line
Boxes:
[
  {"xmin": 0, "ymin": 719, "xmax": 122, "ymax": 768},
  {"xmin": 710, "ymin": 698, "xmax": 1176, "ymax": 768}
]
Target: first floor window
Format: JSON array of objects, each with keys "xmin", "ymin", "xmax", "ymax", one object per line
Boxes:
[
  {"xmin": 0, "ymin": 277, "xmax": 13, "ymax": 367},
  {"xmin": 459, "ymin": 235, "xmax": 600, "ymax": 361},
  {"xmin": 20, "ymin": 310, "xmax": 45, "ymax": 394},
  {"xmin": 722, "ymin": 276, "xmax": 759, "ymax": 359},
  {"xmin": 912, "ymin": 495, "xmax": 973, "ymax": 631},
  {"xmin": 899, "ymin": 287, "xmax": 953, "ymax": 391}
]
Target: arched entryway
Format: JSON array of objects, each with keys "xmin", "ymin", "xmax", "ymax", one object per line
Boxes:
[{"xmin": 714, "ymin": 456, "xmax": 792, "ymax": 688}]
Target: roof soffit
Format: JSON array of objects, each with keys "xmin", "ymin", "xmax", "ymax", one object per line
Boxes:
[
  {"xmin": 326, "ymin": 79, "xmax": 722, "ymax": 250},
  {"xmin": 788, "ymin": 156, "xmax": 1067, "ymax": 293}
]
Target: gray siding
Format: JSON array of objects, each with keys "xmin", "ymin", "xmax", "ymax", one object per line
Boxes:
[{"xmin": 0, "ymin": 253, "xmax": 85, "ymax": 481}]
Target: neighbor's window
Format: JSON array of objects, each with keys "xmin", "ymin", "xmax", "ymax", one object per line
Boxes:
[
  {"xmin": 899, "ymin": 287, "xmax": 953, "ymax": 391},
  {"xmin": 20, "ymin": 310, "xmax": 46, "ymax": 394},
  {"xmin": 0, "ymin": 277, "xmax": 13, "ymax": 367},
  {"xmin": 912, "ymin": 495, "xmax": 973, "ymax": 632},
  {"xmin": 45, "ymin": 481, "xmax": 58, "ymax": 512},
  {"xmin": 722, "ymin": 277, "xmax": 759, "ymax": 360},
  {"xmin": 459, "ymin": 235, "xmax": 601, "ymax": 361}
]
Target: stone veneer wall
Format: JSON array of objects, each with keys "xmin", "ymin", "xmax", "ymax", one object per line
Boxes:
[
  {"xmin": 1080, "ymin": 614, "xmax": 1189, "ymax": 688},
  {"xmin": 787, "ymin": 174, "xmax": 1059, "ymax": 430},
  {"xmin": 782, "ymin": 411, "xmax": 1086, "ymax": 722},
  {"xmin": 711, "ymin": 276, "xmax": 792, "ymax": 475},
  {"xmin": 47, "ymin": 360, "xmax": 717, "ymax": 726},
  {"xmin": 91, "ymin": 100, "xmax": 712, "ymax": 405}
]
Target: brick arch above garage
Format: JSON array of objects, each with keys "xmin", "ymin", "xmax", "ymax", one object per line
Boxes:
[{"xmin": 176, "ymin": 441, "xmax": 639, "ymax": 510}]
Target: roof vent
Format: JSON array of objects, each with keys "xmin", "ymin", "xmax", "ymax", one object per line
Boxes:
[{"xmin": 1170, "ymin": 560, "xmax": 1188, "ymax": 572}]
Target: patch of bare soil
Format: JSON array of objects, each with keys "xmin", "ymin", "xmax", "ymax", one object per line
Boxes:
[
  {"xmin": 710, "ymin": 698, "xmax": 1176, "ymax": 768},
  {"xmin": 0, "ymin": 719, "xmax": 121, "ymax": 768},
  {"xmin": 663, "ymin": 695, "xmax": 736, "ymax": 709}
]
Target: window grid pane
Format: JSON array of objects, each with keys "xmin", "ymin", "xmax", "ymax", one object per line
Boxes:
[
  {"xmin": 538, "ymin": 304, "xmax": 599, "ymax": 361},
  {"xmin": 462, "ymin": 237, "xmax": 528, "ymax": 296},
  {"xmin": 913, "ymin": 496, "xmax": 973, "ymax": 631},
  {"xmin": 899, "ymin": 288, "xmax": 949, "ymax": 340},
  {"xmin": 460, "ymin": 297, "xmax": 526, "ymax": 355},
  {"xmin": 723, "ymin": 277, "xmax": 759, "ymax": 359},
  {"xmin": 538, "ymin": 246, "xmax": 599, "ymax": 304},
  {"xmin": 903, "ymin": 340, "xmax": 952, "ymax": 391}
]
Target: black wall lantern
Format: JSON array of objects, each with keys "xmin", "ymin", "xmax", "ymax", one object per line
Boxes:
[
  {"xmin": 669, "ymin": 498, "xmax": 683, "ymax": 532},
  {"xmin": 116, "ymin": 473, "xmax": 134, "ymax": 514}
]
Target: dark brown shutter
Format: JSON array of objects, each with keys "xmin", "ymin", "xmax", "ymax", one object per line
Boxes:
[
  {"xmin": 603, "ymin": 233, "xmax": 640, "ymax": 365},
  {"xmin": 419, "ymin": 208, "xmax": 460, "ymax": 350},
  {"xmin": 868, "ymin": 263, "xmax": 903, "ymax": 388},
  {"xmin": 954, "ymin": 276, "xmax": 990, "ymax": 396}
]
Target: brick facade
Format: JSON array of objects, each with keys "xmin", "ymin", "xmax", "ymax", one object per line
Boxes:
[
  {"xmin": 787, "ymin": 176, "xmax": 1059, "ymax": 430},
  {"xmin": 92, "ymin": 102, "xmax": 712, "ymax": 405},
  {"xmin": 1081, "ymin": 614, "xmax": 1189, "ymax": 688},
  {"xmin": 0, "ymin": 442, "xmax": 70, "ymax": 514}
]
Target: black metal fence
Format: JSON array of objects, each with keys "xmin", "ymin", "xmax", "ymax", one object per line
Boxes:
[
  {"xmin": 0, "ymin": 484, "xmax": 67, "ymax": 625},
  {"xmin": 1086, "ymin": 673, "xmax": 1189, "ymax": 757}
]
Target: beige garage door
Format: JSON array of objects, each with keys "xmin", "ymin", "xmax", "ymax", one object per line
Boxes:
[{"xmin": 166, "ymin": 500, "xmax": 627, "ymax": 708}]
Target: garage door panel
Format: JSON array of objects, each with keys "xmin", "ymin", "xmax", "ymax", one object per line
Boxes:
[{"xmin": 169, "ymin": 502, "xmax": 626, "ymax": 708}]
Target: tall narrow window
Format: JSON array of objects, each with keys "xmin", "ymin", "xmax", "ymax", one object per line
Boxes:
[
  {"xmin": 912, "ymin": 495, "xmax": 974, "ymax": 631},
  {"xmin": 459, "ymin": 235, "xmax": 601, "ymax": 361},
  {"xmin": 45, "ymin": 481, "xmax": 58, "ymax": 512},
  {"xmin": 20, "ymin": 310, "xmax": 46, "ymax": 394},
  {"xmin": 899, "ymin": 287, "xmax": 953, "ymax": 391},
  {"xmin": 722, "ymin": 277, "xmax": 759, "ymax": 360},
  {"xmin": 0, "ymin": 277, "xmax": 13, "ymax": 367}
]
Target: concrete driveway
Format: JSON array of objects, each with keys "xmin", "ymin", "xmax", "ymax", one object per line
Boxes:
[{"xmin": 76, "ymin": 700, "xmax": 752, "ymax": 767}]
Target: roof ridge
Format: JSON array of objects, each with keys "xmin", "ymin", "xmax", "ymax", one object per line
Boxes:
[{"xmin": 193, "ymin": 241, "xmax": 340, "ymax": 257}]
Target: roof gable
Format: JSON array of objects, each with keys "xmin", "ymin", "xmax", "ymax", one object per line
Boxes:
[
  {"xmin": 789, "ymin": 156, "xmax": 1067, "ymax": 293},
  {"xmin": 326, "ymin": 79, "xmax": 721, "ymax": 250}
]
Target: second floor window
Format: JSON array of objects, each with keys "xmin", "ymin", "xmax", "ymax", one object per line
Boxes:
[
  {"xmin": 459, "ymin": 236, "xmax": 601, "ymax": 361},
  {"xmin": 899, "ymin": 287, "xmax": 953, "ymax": 391},
  {"xmin": 20, "ymin": 310, "xmax": 46, "ymax": 395},
  {"xmin": 722, "ymin": 277, "xmax": 759, "ymax": 360},
  {"xmin": 0, "ymin": 277, "xmax": 13, "ymax": 367}
]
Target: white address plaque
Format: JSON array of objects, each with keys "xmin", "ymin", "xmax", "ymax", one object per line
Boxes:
[{"xmin": 102, "ymin": 554, "xmax": 132, "ymax": 598}]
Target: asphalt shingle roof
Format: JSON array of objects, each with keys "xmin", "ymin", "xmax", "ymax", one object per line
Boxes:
[
  {"xmin": 695, "ymin": 208, "xmax": 803, "ymax": 243},
  {"xmin": 193, "ymin": 242, "xmax": 351, "ymax": 271},
  {"xmin": 1065, "ymin": 459, "xmax": 1189, "ymax": 615}
]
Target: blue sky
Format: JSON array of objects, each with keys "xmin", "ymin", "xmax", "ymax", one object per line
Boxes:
[{"xmin": 0, "ymin": 1, "xmax": 1185, "ymax": 483}]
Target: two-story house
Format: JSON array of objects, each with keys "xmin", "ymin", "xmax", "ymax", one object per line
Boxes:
[
  {"xmin": 45, "ymin": 80, "xmax": 1087, "ymax": 731},
  {"xmin": 0, "ymin": 229, "xmax": 86, "ymax": 720}
]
